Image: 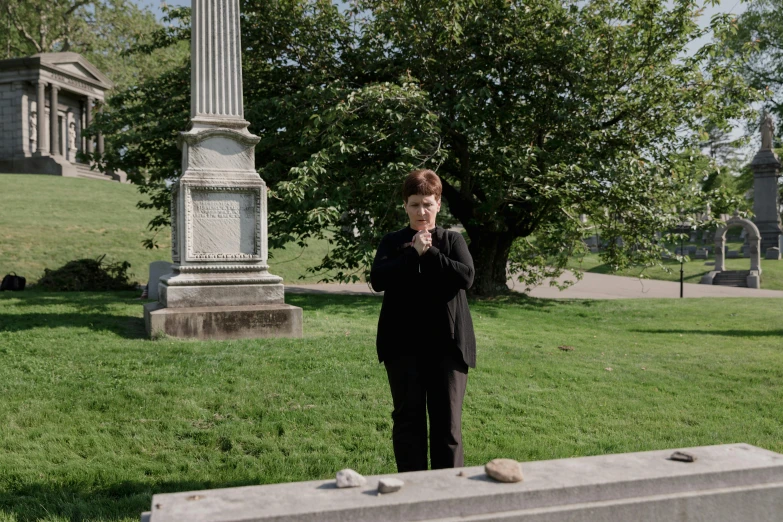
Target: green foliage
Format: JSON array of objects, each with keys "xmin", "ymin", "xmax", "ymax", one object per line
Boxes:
[
  {"xmin": 37, "ymin": 255, "xmax": 135, "ymax": 291},
  {"xmin": 723, "ymin": 0, "xmax": 783, "ymax": 126},
  {"xmin": 90, "ymin": 0, "xmax": 760, "ymax": 296}
]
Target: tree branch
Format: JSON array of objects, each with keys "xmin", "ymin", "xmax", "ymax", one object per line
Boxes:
[{"xmin": 5, "ymin": 3, "xmax": 43, "ymax": 53}]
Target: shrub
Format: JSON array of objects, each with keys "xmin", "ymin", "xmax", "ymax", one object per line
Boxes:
[{"xmin": 37, "ymin": 255, "xmax": 135, "ymax": 291}]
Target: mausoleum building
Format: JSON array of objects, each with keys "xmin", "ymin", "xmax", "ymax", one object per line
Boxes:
[{"xmin": 0, "ymin": 52, "xmax": 124, "ymax": 181}]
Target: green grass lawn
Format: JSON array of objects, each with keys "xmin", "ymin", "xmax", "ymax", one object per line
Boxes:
[
  {"xmin": 567, "ymin": 249, "xmax": 783, "ymax": 291},
  {"xmin": 0, "ymin": 174, "xmax": 339, "ymax": 285},
  {"xmin": 1, "ymin": 291, "xmax": 782, "ymax": 521}
]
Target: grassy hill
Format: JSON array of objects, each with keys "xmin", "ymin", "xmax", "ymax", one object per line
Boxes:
[{"xmin": 0, "ymin": 174, "xmax": 338, "ymax": 285}]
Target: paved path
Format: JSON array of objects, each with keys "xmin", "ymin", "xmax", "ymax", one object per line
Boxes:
[{"xmin": 285, "ymin": 272, "xmax": 783, "ymax": 299}]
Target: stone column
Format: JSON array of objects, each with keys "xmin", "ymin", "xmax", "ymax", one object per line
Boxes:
[
  {"xmin": 714, "ymin": 232, "xmax": 726, "ymax": 272},
  {"xmin": 36, "ymin": 81, "xmax": 48, "ymax": 155},
  {"xmin": 49, "ymin": 85, "xmax": 59, "ymax": 156},
  {"xmin": 95, "ymin": 100, "xmax": 104, "ymax": 156},
  {"xmin": 190, "ymin": 0, "xmax": 244, "ymax": 125},
  {"xmin": 85, "ymin": 96, "xmax": 94, "ymax": 155},
  {"xmin": 144, "ymin": 0, "xmax": 302, "ymax": 340}
]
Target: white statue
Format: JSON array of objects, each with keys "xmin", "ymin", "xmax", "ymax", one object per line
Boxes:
[
  {"xmin": 68, "ymin": 121, "xmax": 77, "ymax": 151},
  {"xmin": 760, "ymin": 111, "xmax": 775, "ymax": 150},
  {"xmin": 29, "ymin": 111, "xmax": 37, "ymax": 144}
]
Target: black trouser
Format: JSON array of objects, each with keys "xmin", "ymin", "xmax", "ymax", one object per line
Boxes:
[{"xmin": 384, "ymin": 352, "xmax": 469, "ymax": 472}]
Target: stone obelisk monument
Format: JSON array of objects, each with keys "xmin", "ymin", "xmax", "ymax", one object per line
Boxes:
[
  {"xmin": 750, "ymin": 111, "xmax": 782, "ymax": 259},
  {"xmin": 144, "ymin": 0, "xmax": 302, "ymax": 339}
]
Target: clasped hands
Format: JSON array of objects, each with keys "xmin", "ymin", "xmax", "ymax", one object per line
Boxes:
[{"xmin": 413, "ymin": 229, "xmax": 432, "ymax": 256}]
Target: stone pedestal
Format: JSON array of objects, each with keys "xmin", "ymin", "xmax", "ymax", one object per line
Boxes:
[
  {"xmin": 144, "ymin": 0, "xmax": 302, "ymax": 340},
  {"xmin": 144, "ymin": 302, "xmax": 302, "ymax": 340},
  {"xmin": 751, "ymin": 149, "xmax": 782, "ymax": 253}
]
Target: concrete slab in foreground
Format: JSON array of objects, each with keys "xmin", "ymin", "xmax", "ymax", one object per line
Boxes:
[{"xmin": 142, "ymin": 443, "xmax": 783, "ymax": 522}]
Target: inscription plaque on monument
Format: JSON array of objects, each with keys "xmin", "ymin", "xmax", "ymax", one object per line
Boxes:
[{"xmin": 189, "ymin": 191, "xmax": 258, "ymax": 258}]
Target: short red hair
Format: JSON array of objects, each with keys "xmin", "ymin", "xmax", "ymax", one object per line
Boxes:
[{"xmin": 402, "ymin": 169, "xmax": 442, "ymax": 202}]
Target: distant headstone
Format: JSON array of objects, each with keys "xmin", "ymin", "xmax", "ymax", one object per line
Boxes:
[
  {"xmin": 751, "ymin": 112, "xmax": 783, "ymax": 252},
  {"xmin": 147, "ymin": 261, "xmax": 173, "ymax": 301},
  {"xmin": 687, "ymin": 245, "xmax": 697, "ymax": 256},
  {"xmin": 726, "ymin": 250, "xmax": 739, "ymax": 259},
  {"xmin": 694, "ymin": 249, "xmax": 709, "ymax": 260},
  {"xmin": 766, "ymin": 247, "xmax": 781, "ymax": 260}
]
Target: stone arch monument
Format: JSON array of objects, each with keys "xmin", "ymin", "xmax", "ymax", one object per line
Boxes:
[{"xmin": 700, "ymin": 214, "xmax": 762, "ymax": 288}]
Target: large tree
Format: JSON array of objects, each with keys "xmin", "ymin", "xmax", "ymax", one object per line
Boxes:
[{"xmin": 91, "ymin": 0, "xmax": 758, "ymax": 296}]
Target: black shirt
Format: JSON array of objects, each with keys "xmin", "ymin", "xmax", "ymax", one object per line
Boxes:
[{"xmin": 370, "ymin": 226, "xmax": 477, "ymax": 367}]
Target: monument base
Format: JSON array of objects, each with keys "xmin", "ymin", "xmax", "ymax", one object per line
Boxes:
[
  {"xmin": 159, "ymin": 282, "xmax": 284, "ymax": 308},
  {"xmin": 144, "ymin": 302, "xmax": 302, "ymax": 340}
]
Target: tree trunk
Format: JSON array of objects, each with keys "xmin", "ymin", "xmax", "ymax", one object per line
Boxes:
[{"xmin": 467, "ymin": 230, "xmax": 516, "ymax": 297}]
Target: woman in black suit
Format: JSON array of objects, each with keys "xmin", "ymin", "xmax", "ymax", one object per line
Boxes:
[{"xmin": 370, "ymin": 169, "xmax": 476, "ymax": 472}]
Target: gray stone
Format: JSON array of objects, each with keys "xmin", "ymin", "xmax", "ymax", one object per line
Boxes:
[
  {"xmin": 144, "ymin": 302, "xmax": 302, "ymax": 340},
  {"xmin": 766, "ymin": 247, "xmax": 781, "ymax": 260},
  {"xmin": 700, "ymin": 271, "xmax": 718, "ymax": 285},
  {"xmin": 485, "ymin": 458, "xmax": 524, "ymax": 483},
  {"xmin": 378, "ymin": 477, "xmax": 404, "ymax": 494},
  {"xmin": 335, "ymin": 469, "xmax": 366, "ymax": 488},
  {"xmin": 147, "ymin": 261, "xmax": 173, "ymax": 301},
  {"xmin": 726, "ymin": 250, "xmax": 739, "ymax": 259},
  {"xmin": 159, "ymin": 282, "xmax": 284, "ymax": 308},
  {"xmin": 687, "ymin": 245, "xmax": 697, "ymax": 256},
  {"xmin": 694, "ymin": 248, "xmax": 709, "ymax": 260},
  {"xmin": 142, "ymin": 444, "xmax": 783, "ymax": 522}
]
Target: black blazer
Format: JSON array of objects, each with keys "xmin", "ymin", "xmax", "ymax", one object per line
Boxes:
[{"xmin": 370, "ymin": 226, "xmax": 477, "ymax": 368}]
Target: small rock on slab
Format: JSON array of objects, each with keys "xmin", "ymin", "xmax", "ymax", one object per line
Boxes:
[
  {"xmin": 485, "ymin": 458, "xmax": 524, "ymax": 483},
  {"xmin": 669, "ymin": 451, "xmax": 697, "ymax": 463},
  {"xmin": 336, "ymin": 469, "xmax": 366, "ymax": 488},
  {"xmin": 377, "ymin": 477, "xmax": 404, "ymax": 493}
]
